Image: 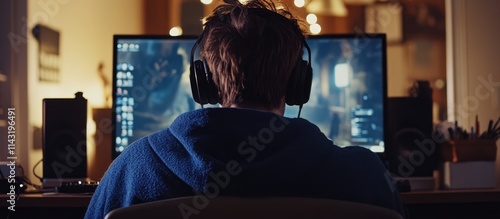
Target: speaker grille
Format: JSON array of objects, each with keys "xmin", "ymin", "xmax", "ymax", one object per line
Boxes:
[{"xmin": 386, "ymin": 97, "xmax": 437, "ymax": 177}]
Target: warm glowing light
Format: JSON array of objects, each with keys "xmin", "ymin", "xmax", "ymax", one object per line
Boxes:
[
  {"xmin": 307, "ymin": 0, "xmax": 348, "ymax": 17},
  {"xmin": 200, "ymin": 0, "xmax": 212, "ymax": 4},
  {"xmin": 306, "ymin": 13, "xmax": 317, "ymax": 24},
  {"xmin": 334, "ymin": 63, "xmax": 350, "ymax": 87},
  {"xmin": 435, "ymin": 79, "xmax": 445, "ymax": 89},
  {"xmin": 309, "ymin": 23, "xmax": 321, "ymax": 35},
  {"xmin": 169, "ymin": 27, "xmax": 183, "ymax": 36},
  {"xmin": 294, "ymin": 0, "xmax": 305, "ymax": 7}
]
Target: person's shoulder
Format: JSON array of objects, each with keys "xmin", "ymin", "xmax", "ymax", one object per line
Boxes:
[
  {"xmin": 333, "ymin": 146, "xmax": 386, "ymax": 170},
  {"xmin": 348, "ymin": 146, "xmax": 383, "ymax": 161},
  {"xmin": 147, "ymin": 128, "xmax": 174, "ymax": 144},
  {"xmin": 169, "ymin": 108, "xmax": 213, "ymax": 130},
  {"xmin": 113, "ymin": 128, "xmax": 173, "ymax": 163},
  {"xmin": 281, "ymin": 116, "xmax": 325, "ymax": 134},
  {"xmin": 339, "ymin": 145, "xmax": 378, "ymax": 156}
]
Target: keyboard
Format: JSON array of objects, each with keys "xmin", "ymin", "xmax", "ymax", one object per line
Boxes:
[{"xmin": 55, "ymin": 181, "xmax": 99, "ymax": 193}]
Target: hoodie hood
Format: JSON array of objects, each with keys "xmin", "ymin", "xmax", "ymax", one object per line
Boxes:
[{"xmin": 147, "ymin": 107, "xmax": 334, "ymax": 195}]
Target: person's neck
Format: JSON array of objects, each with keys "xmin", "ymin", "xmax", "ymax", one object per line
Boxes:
[{"xmin": 228, "ymin": 104, "xmax": 285, "ymax": 116}]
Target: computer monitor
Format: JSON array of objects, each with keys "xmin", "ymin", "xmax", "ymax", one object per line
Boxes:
[
  {"xmin": 112, "ymin": 35, "xmax": 199, "ymax": 159},
  {"xmin": 112, "ymin": 34, "xmax": 387, "ymax": 159},
  {"xmin": 285, "ymin": 34, "xmax": 387, "ymax": 153}
]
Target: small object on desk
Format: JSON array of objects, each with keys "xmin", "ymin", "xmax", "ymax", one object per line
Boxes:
[
  {"xmin": 447, "ymin": 127, "xmax": 454, "ymax": 139},
  {"xmin": 393, "ymin": 176, "xmax": 435, "ymax": 192},
  {"xmin": 491, "ymin": 116, "xmax": 500, "ymax": 132},
  {"xmin": 462, "ymin": 130, "xmax": 469, "ymax": 139},
  {"xmin": 441, "ymin": 139, "xmax": 497, "ymax": 162},
  {"xmin": 476, "ymin": 116, "xmax": 500, "ymax": 140},
  {"xmin": 475, "ymin": 115, "xmax": 480, "ymax": 137},
  {"xmin": 395, "ymin": 179, "xmax": 411, "ymax": 193},
  {"xmin": 486, "ymin": 119, "xmax": 493, "ymax": 137},
  {"xmin": 439, "ymin": 138, "xmax": 497, "ymax": 189},
  {"xmin": 441, "ymin": 161, "xmax": 496, "ymax": 189},
  {"xmin": 489, "ymin": 116, "xmax": 500, "ymax": 139},
  {"xmin": 55, "ymin": 180, "xmax": 99, "ymax": 194}
]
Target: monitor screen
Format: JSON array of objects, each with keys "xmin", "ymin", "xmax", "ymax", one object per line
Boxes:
[
  {"xmin": 112, "ymin": 34, "xmax": 387, "ymax": 158},
  {"xmin": 112, "ymin": 35, "xmax": 199, "ymax": 158},
  {"xmin": 285, "ymin": 34, "xmax": 387, "ymax": 153}
]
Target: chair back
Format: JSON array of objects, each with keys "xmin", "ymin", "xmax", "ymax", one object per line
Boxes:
[{"xmin": 105, "ymin": 196, "xmax": 404, "ymax": 219}]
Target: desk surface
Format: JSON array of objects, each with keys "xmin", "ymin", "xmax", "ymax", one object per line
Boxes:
[
  {"xmin": 1, "ymin": 193, "xmax": 93, "ymax": 208},
  {"xmin": 1, "ymin": 189, "xmax": 500, "ymax": 208},
  {"xmin": 400, "ymin": 189, "xmax": 500, "ymax": 204}
]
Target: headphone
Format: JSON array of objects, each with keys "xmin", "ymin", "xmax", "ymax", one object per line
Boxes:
[{"xmin": 189, "ymin": 8, "xmax": 313, "ymax": 109}]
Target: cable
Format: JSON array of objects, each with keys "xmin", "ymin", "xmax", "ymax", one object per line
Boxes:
[
  {"xmin": 33, "ymin": 159, "xmax": 43, "ymax": 183},
  {"xmin": 297, "ymin": 104, "xmax": 303, "ymax": 118},
  {"xmin": 18, "ymin": 165, "xmax": 42, "ymax": 190},
  {"xmin": 0, "ymin": 164, "xmax": 5, "ymax": 179}
]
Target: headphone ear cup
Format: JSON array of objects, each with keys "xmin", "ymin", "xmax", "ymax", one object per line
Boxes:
[
  {"xmin": 286, "ymin": 60, "xmax": 311, "ymax": 105},
  {"xmin": 203, "ymin": 62, "xmax": 219, "ymax": 104},
  {"xmin": 286, "ymin": 61, "xmax": 300, "ymax": 105},
  {"xmin": 190, "ymin": 60, "xmax": 219, "ymax": 105},
  {"xmin": 190, "ymin": 60, "xmax": 209, "ymax": 104},
  {"xmin": 302, "ymin": 62, "xmax": 312, "ymax": 104}
]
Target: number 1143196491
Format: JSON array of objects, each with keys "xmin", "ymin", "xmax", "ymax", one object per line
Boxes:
[{"xmin": 7, "ymin": 108, "xmax": 16, "ymax": 157}]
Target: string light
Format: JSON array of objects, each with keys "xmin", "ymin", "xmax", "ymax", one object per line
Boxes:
[
  {"xmin": 294, "ymin": 0, "xmax": 305, "ymax": 8},
  {"xmin": 306, "ymin": 13, "xmax": 318, "ymax": 24},
  {"xmin": 169, "ymin": 27, "xmax": 183, "ymax": 36},
  {"xmin": 309, "ymin": 23, "xmax": 321, "ymax": 35}
]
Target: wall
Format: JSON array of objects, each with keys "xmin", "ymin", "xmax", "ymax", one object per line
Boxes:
[
  {"xmin": 447, "ymin": 0, "xmax": 500, "ymax": 187},
  {"xmin": 143, "ymin": 0, "xmax": 180, "ymax": 34},
  {"xmin": 1, "ymin": 0, "xmax": 29, "ymax": 170},
  {"xmin": 25, "ymin": 0, "xmax": 144, "ymax": 184},
  {"xmin": 285, "ymin": 0, "xmax": 447, "ymax": 120}
]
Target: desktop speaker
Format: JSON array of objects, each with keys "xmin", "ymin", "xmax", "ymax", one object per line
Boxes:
[
  {"xmin": 42, "ymin": 92, "xmax": 87, "ymax": 186},
  {"xmin": 386, "ymin": 97, "xmax": 437, "ymax": 177}
]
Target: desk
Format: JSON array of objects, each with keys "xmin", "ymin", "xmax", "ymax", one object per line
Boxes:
[
  {"xmin": 1, "ymin": 190, "xmax": 499, "ymax": 218},
  {"xmin": 0, "ymin": 193, "xmax": 92, "ymax": 219},
  {"xmin": 400, "ymin": 189, "xmax": 500, "ymax": 219},
  {"xmin": 400, "ymin": 189, "xmax": 500, "ymax": 204},
  {"xmin": 3, "ymin": 193, "xmax": 92, "ymax": 207}
]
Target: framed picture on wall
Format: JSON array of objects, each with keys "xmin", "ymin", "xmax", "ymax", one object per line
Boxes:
[{"xmin": 32, "ymin": 24, "xmax": 61, "ymax": 82}]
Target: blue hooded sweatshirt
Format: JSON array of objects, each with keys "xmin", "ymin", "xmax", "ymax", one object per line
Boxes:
[{"xmin": 85, "ymin": 108, "xmax": 404, "ymax": 218}]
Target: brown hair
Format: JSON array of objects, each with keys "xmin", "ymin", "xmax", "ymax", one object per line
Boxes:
[{"xmin": 200, "ymin": 0, "xmax": 306, "ymax": 110}]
